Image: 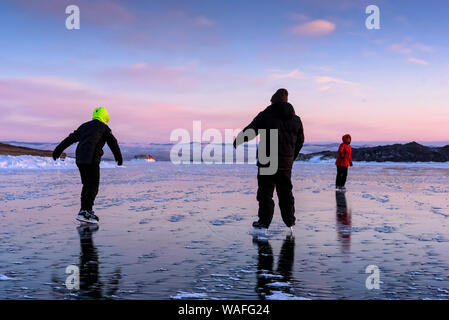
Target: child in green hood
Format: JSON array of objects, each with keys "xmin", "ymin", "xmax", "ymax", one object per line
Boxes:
[{"xmin": 53, "ymin": 107, "xmax": 123, "ymax": 224}]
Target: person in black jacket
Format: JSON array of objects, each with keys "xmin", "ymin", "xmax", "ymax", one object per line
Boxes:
[
  {"xmin": 234, "ymin": 89, "xmax": 304, "ymax": 232},
  {"xmin": 52, "ymin": 107, "xmax": 123, "ymax": 224}
]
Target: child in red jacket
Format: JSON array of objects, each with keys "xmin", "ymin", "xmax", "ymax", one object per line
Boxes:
[{"xmin": 335, "ymin": 134, "xmax": 353, "ymax": 190}]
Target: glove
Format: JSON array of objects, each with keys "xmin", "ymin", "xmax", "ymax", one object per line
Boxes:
[
  {"xmin": 52, "ymin": 151, "xmax": 58, "ymax": 161},
  {"xmin": 349, "ymin": 162, "xmax": 353, "ymax": 167},
  {"xmin": 117, "ymin": 159, "xmax": 123, "ymax": 166}
]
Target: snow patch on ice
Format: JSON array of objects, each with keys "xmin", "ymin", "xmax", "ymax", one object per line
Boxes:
[
  {"xmin": 361, "ymin": 193, "xmax": 389, "ymax": 203},
  {"xmin": 0, "ymin": 155, "xmax": 117, "ymax": 170},
  {"xmin": 171, "ymin": 291, "xmax": 208, "ymax": 299},
  {"xmin": 266, "ymin": 281, "xmax": 291, "ymax": 288},
  {"xmin": 258, "ymin": 273, "xmax": 283, "ymax": 279},
  {"xmin": 0, "ymin": 274, "xmax": 17, "ymax": 281},
  {"xmin": 211, "ymin": 273, "xmax": 231, "ymax": 277},
  {"xmin": 210, "ymin": 214, "xmax": 243, "ymax": 226},
  {"xmin": 266, "ymin": 291, "xmax": 310, "ymax": 300},
  {"xmin": 375, "ymin": 225, "xmax": 395, "ymax": 233}
]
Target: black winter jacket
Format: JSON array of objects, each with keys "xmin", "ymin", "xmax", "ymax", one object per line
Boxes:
[
  {"xmin": 235, "ymin": 102, "xmax": 304, "ymax": 171},
  {"xmin": 53, "ymin": 120, "xmax": 123, "ymax": 165}
]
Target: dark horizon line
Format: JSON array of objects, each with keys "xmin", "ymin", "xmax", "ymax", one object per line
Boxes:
[{"xmin": 2, "ymin": 140, "xmax": 449, "ymax": 146}]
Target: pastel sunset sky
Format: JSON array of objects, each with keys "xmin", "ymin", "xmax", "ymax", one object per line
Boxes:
[{"xmin": 1, "ymin": 0, "xmax": 448, "ymax": 143}]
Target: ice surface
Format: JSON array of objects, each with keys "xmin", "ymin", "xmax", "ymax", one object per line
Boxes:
[{"xmin": 2, "ymin": 161, "xmax": 449, "ymax": 299}]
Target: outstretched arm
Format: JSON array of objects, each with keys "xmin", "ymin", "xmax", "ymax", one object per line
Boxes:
[
  {"xmin": 233, "ymin": 113, "xmax": 262, "ymax": 148},
  {"xmin": 52, "ymin": 129, "xmax": 80, "ymax": 160},
  {"xmin": 106, "ymin": 129, "xmax": 123, "ymax": 166},
  {"xmin": 293, "ymin": 119, "xmax": 305, "ymax": 160}
]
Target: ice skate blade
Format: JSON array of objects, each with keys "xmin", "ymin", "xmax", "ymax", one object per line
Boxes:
[{"xmin": 76, "ymin": 216, "xmax": 99, "ymax": 225}]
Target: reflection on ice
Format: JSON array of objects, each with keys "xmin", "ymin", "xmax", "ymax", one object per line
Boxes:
[
  {"xmin": 254, "ymin": 235, "xmax": 299, "ymax": 300},
  {"xmin": 77, "ymin": 224, "xmax": 121, "ymax": 299},
  {"xmin": 335, "ymin": 191, "xmax": 351, "ymax": 253}
]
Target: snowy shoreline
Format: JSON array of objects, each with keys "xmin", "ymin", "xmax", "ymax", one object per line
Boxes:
[
  {"xmin": 1, "ymin": 154, "xmax": 448, "ymax": 171},
  {"xmin": 0, "ymin": 155, "xmax": 118, "ymax": 170}
]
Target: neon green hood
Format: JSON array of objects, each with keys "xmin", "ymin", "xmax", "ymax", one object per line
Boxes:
[{"xmin": 92, "ymin": 107, "xmax": 109, "ymax": 124}]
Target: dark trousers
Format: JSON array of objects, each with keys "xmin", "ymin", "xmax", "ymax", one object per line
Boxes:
[
  {"xmin": 336, "ymin": 166, "xmax": 348, "ymax": 187},
  {"xmin": 77, "ymin": 163, "xmax": 100, "ymax": 211},
  {"xmin": 257, "ymin": 169, "xmax": 295, "ymax": 228}
]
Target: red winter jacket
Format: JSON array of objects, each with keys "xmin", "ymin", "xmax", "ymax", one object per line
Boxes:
[{"xmin": 335, "ymin": 134, "xmax": 352, "ymax": 167}]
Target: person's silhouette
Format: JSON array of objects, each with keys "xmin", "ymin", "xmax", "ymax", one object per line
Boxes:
[
  {"xmin": 254, "ymin": 238, "xmax": 274, "ymax": 299},
  {"xmin": 78, "ymin": 224, "xmax": 102, "ymax": 298},
  {"xmin": 254, "ymin": 235, "xmax": 295, "ymax": 299},
  {"xmin": 234, "ymin": 89, "xmax": 304, "ymax": 232},
  {"xmin": 335, "ymin": 191, "xmax": 352, "ymax": 252},
  {"xmin": 278, "ymin": 235, "xmax": 295, "ymax": 282},
  {"xmin": 77, "ymin": 225, "xmax": 121, "ymax": 299}
]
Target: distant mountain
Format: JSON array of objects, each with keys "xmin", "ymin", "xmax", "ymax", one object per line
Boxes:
[
  {"xmin": 3, "ymin": 140, "xmax": 449, "ymax": 163},
  {"xmin": 0, "ymin": 142, "xmax": 65, "ymax": 158},
  {"xmin": 297, "ymin": 142, "xmax": 449, "ymax": 162}
]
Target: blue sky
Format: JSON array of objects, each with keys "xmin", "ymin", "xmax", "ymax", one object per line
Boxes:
[{"xmin": 0, "ymin": 0, "xmax": 448, "ymax": 143}]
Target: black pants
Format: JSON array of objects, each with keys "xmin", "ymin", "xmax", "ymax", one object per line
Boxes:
[
  {"xmin": 77, "ymin": 163, "xmax": 100, "ymax": 211},
  {"xmin": 336, "ymin": 166, "xmax": 348, "ymax": 188},
  {"xmin": 257, "ymin": 169, "xmax": 295, "ymax": 228}
]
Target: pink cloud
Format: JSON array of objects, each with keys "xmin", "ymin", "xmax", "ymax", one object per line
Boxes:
[
  {"xmin": 389, "ymin": 43, "xmax": 412, "ymax": 55},
  {"xmin": 408, "ymin": 57, "xmax": 429, "ymax": 66},
  {"xmin": 268, "ymin": 69, "xmax": 305, "ymax": 81},
  {"xmin": 315, "ymin": 76, "xmax": 358, "ymax": 86},
  {"xmin": 314, "ymin": 75, "xmax": 359, "ymax": 92},
  {"xmin": 389, "ymin": 41, "xmax": 434, "ymax": 56},
  {"xmin": 389, "ymin": 41, "xmax": 432, "ymax": 66},
  {"xmin": 291, "ymin": 19, "xmax": 336, "ymax": 36}
]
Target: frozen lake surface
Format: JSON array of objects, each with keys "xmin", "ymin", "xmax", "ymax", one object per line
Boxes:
[{"xmin": 1, "ymin": 161, "xmax": 449, "ymax": 299}]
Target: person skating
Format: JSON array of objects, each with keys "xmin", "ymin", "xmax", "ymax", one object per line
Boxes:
[
  {"xmin": 52, "ymin": 107, "xmax": 123, "ymax": 224},
  {"xmin": 234, "ymin": 89, "xmax": 304, "ymax": 233},
  {"xmin": 335, "ymin": 134, "xmax": 353, "ymax": 191}
]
